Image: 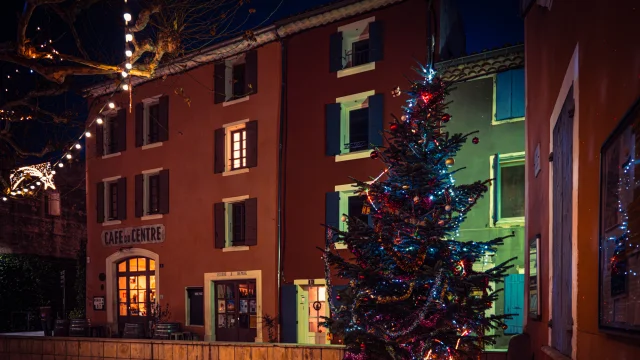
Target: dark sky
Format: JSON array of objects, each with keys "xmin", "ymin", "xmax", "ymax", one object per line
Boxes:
[{"xmin": 260, "ymin": 0, "xmax": 524, "ymax": 54}]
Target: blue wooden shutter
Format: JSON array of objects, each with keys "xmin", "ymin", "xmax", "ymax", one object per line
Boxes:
[
  {"xmin": 495, "ymin": 71, "xmax": 512, "ymax": 120},
  {"xmin": 368, "ymin": 94, "xmax": 383, "ymax": 148},
  {"xmin": 511, "ymin": 68, "xmax": 525, "ymax": 118},
  {"xmin": 369, "ymin": 21, "xmax": 383, "ymax": 62},
  {"xmin": 329, "ymin": 32, "xmax": 343, "ymax": 72},
  {"xmin": 325, "ymin": 192, "xmax": 340, "ymax": 244},
  {"xmin": 504, "ymin": 274, "xmax": 525, "ymax": 334},
  {"xmin": 326, "ymin": 103, "xmax": 341, "ymax": 156},
  {"xmin": 280, "ymin": 285, "xmax": 297, "ymax": 343},
  {"xmin": 493, "ymin": 153, "xmax": 500, "ymax": 225}
]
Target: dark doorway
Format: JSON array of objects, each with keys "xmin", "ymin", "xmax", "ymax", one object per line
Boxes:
[
  {"xmin": 215, "ymin": 280, "xmax": 257, "ymax": 342},
  {"xmin": 116, "ymin": 257, "xmax": 156, "ymax": 334}
]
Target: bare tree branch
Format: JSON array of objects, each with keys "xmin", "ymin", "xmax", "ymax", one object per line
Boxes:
[{"xmin": 0, "ymin": 135, "xmax": 55, "ymax": 158}]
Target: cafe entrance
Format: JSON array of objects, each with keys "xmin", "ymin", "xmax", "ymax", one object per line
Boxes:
[{"xmin": 116, "ymin": 257, "xmax": 157, "ymax": 333}]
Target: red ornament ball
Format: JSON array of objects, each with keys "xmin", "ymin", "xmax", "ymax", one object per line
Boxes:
[
  {"xmin": 472, "ymin": 137, "xmax": 479, "ymax": 144},
  {"xmin": 390, "ymin": 123, "xmax": 399, "ymax": 131},
  {"xmin": 502, "ymin": 324, "xmax": 508, "ymax": 330},
  {"xmin": 442, "ymin": 113, "xmax": 451, "ymax": 123},
  {"xmin": 370, "ymin": 151, "xmax": 379, "ymax": 160}
]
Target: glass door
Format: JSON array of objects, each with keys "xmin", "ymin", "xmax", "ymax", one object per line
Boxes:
[
  {"xmin": 215, "ymin": 280, "xmax": 257, "ymax": 342},
  {"xmin": 116, "ymin": 257, "xmax": 156, "ymax": 333},
  {"xmin": 307, "ymin": 286, "xmax": 327, "ymax": 344}
]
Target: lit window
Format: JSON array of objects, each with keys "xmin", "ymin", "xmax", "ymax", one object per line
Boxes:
[{"xmin": 230, "ymin": 129, "xmax": 247, "ymax": 170}]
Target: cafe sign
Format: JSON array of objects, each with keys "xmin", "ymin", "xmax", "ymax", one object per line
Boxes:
[{"xmin": 102, "ymin": 224, "xmax": 165, "ymax": 247}]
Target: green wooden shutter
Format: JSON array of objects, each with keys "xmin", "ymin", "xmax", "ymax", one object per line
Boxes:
[
  {"xmin": 368, "ymin": 94, "xmax": 384, "ymax": 148},
  {"xmin": 325, "ymin": 103, "xmax": 341, "ymax": 156},
  {"xmin": 329, "ymin": 32, "xmax": 343, "ymax": 72}
]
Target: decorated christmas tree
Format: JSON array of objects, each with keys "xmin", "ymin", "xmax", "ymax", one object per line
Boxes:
[{"xmin": 322, "ymin": 66, "xmax": 515, "ymax": 360}]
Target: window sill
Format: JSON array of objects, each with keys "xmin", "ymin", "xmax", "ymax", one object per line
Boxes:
[
  {"xmin": 102, "ymin": 152, "xmax": 122, "ymax": 160},
  {"xmin": 142, "ymin": 214, "xmax": 163, "ymax": 221},
  {"xmin": 222, "ymin": 168, "xmax": 249, "ymax": 177},
  {"xmin": 334, "ymin": 242, "xmax": 347, "ymax": 250},
  {"xmin": 222, "ymin": 246, "xmax": 250, "ymax": 252},
  {"xmin": 102, "ymin": 220, "xmax": 122, "ymax": 227},
  {"xmin": 222, "ymin": 96, "xmax": 250, "ymax": 107},
  {"xmin": 492, "ymin": 116, "xmax": 525, "ymax": 125},
  {"xmin": 142, "ymin": 142, "xmax": 163, "ymax": 150},
  {"xmin": 335, "ymin": 150, "xmax": 373, "ymax": 162},
  {"xmin": 494, "ymin": 217, "xmax": 525, "ymax": 228},
  {"xmin": 337, "ymin": 62, "xmax": 375, "ymax": 78},
  {"xmin": 185, "ymin": 324, "xmax": 204, "ymax": 328}
]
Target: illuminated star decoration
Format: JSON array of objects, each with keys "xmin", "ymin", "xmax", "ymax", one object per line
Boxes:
[{"xmin": 10, "ymin": 162, "xmax": 56, "ymax": 192}]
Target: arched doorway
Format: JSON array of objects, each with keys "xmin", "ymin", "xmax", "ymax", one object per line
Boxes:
[{"xmin": 116, "ymin": 257, "xmax": 156, "ymax": 332}]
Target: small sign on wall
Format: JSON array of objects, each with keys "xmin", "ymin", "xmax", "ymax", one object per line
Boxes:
[
  {"xmin": 101, "ymin": 224, "xmax": 165, "ymax": 247},
  {"xmin": 93, "ymin": 296, "xmax": 106, "ymax": 311},
  {"xmin": 534, "ymin": 143, "xmax": 541, "ymax": 178}
]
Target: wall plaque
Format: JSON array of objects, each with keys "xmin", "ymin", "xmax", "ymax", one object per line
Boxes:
[
  {"xmin": 93, "ymin": 296, "xmax": 105, "ymax": 311},
  {"xmin": 102, "ymin": 224, "xmax": 165, "ymax": 247}
]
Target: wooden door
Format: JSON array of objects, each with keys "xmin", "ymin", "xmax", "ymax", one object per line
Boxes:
[
  {"xmin": 551, "ymin": 87, "xmax": 574, "ymax": 356},
  {"xmin": 215, "ymin": 280, "xmax": 257, "ymax": 342}
]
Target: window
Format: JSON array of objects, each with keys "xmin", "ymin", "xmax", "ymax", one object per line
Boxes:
[
  {"xmin": 326, "ymin": 184, "xmax": 373, "ymax": 248},
  {"xmin": 232, "ymin": 63, "xmax": 246, "ymax": 100},
  {"xmin": 214, "ymin": 197, "xmax": 258, "ymax": 249},
  {"xmin": 97, "ymin": 177, "xmax": 126, "ymax": 223},
  {"xmin": 329, "ymin": 18, "xmax": 382, "ymax": 76},
  {"xmin": 351, "ymin": 39, "xmax": 370, "ymax": 67},
  {"xmin": 147, "ymin": 103, "xmax": 160, "ymax": 144},
  {"xmin": 97, "ymin": 109, "xmax": 126, "ymax": 157},
  {"xmin": 326, "ymin": 91, "xmax": 383, "ymax": 160},
  {"xmin": 214, "ymin": 120, "xmax": 258, "ymax": 174},
  {"xmin": 214, "ymin": 50, "xmax": 258, "ymax": 104},
  {"xmin": 136, "ymin": 96, "xmax": 169, "ymax": 148},
  {"xmin": 109, "ymin": 182, "xmax": 118, "ymax": 220},
  {"xmin": 186, "ymin": 287, "xmax": 204, "ymax": 326},
  {"xmin": 230, "ymin": 129, "xmax": 247, "ymax": 170},
  {"xmin": 135, "ymin": 169, "xmax": 169, "ymax": 218},
  {"xmin": 491, "ymin": 153, "xmax": 525, "ymax": 225},
  {"xmin": 229, "ymin": 201, "xmax": 246, "ymax": 246},
  {"xmin": 494, "ymin": 68, "xmax": 525, "ymax": 123},
  {"xmin": 147, "ymin": 174, "xmax": 160, "ymax": 215}
]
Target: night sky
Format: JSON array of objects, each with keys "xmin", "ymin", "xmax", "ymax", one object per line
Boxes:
[{"xmin": 0, "ymin": 0, "xmax": 522, "ymax": 161}]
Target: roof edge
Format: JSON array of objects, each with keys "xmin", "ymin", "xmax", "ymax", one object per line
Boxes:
[{"xmin": 85, "ymin": 0, "xmax": 404, "ymax": 98}]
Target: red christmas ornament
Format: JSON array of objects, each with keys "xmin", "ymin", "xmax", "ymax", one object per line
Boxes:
[
  {"xmin": 472, "ymin": 137, "xmax": 479, "ymax": 144},
  {"xmin": 442, "ymin": 113, "xmax": 451, "ymax": 123},
  {"xmin": 370, "ymin": 151, "xmax": 379, "ymax": 160},
  {"xmin": 390, "ymin": 123, "xmax": 398, "ymax": 131}
]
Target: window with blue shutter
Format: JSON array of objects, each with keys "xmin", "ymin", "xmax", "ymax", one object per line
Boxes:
[
  {"xmin": 368, "ymin": 94, "xmax": 383, "ymax": 148},
  {"xmin": 326, "ymin": 103, "xmax": 341, "ymax": 156},
  {"xmin": 495, "ymin": 68, "xmax": 525, "ymax": 121},
  {"xmin": 325, "ymin": 192, "xmax": 340, "ymax": 244}
]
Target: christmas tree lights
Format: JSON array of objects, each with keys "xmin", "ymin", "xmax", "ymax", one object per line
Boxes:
[{"xmin": 322, "ymin": 65, "xmax": 515, "ymax": 360}]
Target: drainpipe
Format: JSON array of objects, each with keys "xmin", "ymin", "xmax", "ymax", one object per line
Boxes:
[
  {"xmin": 426, "ymin": 0, "xmax": 436, "ymax": 69},
  {"xmin": 275, "ymin": 27, "xmax": 288, "ymax": 342}
]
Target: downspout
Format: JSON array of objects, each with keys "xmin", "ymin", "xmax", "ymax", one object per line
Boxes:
[
  {"xmin": 275, "ymin": 27, "xmax": 288, "ymax": 342},
  {"xmin": 426, "ymin": 0, "xmax": 436, "ymax": 69}
]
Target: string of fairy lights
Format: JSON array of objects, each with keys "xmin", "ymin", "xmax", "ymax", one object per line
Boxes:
[{"xmin": 2, "ymin": 0, "xmax": 134, "ymax": 202}]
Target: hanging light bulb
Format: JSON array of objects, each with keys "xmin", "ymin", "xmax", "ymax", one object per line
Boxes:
[
  {"xmin": 75, "ymin": 143, "xmax": 81, "ymax": 149},
  {"xmin": 108, "ymin": 102, "xmax": 115, "ymax": 109},
  {"xmin": 125, "ymin": 50, "xmax": 132, "ymax": 57},
  {"xmin": 58, "ymin": 163, "xmax": 64, "ymax": 168},
  {"xmin": 121, "ymin": 71, "xmax": 128, "ymax": 78},
  {"xmin": 10, "ymin": 191, "xmax": 16, "ymax": 195},
  {"xmin": 125, "ymin": 63, "xmax": 132, "ymax": 70},
  {"xmin": 2, "ymin": 197, "xmax": 7, "ymax": 201},
  {"xmin": 124, "ymin": 13, "xmax": 132, "ymax": 22},
  {"xmin": 36, "ymin": 181, "xmax": 41, "ymax": 186},
  {"xmin": 96, "ymin": 117, "xmax": 103, "ymax": 124},
  {"xmin": 66, "ymin": 154, "xmax": 72, "ymax": 159},
  {"xmin": 85, "ymin": 131, "xmax": 92, "ymax": 137},
  {"xmin": 125, "ymin": 33, "xmax": 133, "ymax": 42},
  {"xmin": 122, "ymin": 84, "xmax": 129, "ymax": 91},
  {"xmin": 51, "ymin": 170, "xmax": 56, "ymax": 175},
  {"xmin": 30, "ymin": 185, "xmax": 35, "ymax": 189}
]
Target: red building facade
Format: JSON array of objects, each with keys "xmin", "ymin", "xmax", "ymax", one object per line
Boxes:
[
  {"xmin": 84, "ymin": 39, "xmax": 283, "ymax": 341},
  {"xmin": 524, "ymin": 0, "xmax": 640, "ymax": 359},
  {"xmin": 281, "ymin": 0, "xmax": 436, "ymax": 344}
]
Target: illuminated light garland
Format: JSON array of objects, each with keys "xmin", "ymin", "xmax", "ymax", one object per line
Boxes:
[
  {"xmin": 376, "ymin": 282, "xmax": 415, "ymax": 304},
  {"xmin": 9, "ymin": 163, "xmax": 56, "ymax": 191}
]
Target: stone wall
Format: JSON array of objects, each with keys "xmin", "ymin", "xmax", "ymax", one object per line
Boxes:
[{"xmin": 0, "ymin": 336, "xmax": 510, "ymax": 360}]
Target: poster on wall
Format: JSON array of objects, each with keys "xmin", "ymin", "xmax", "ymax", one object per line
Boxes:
[
  {"xmin": 599, "ymin": 98, "xmax": 640, "ymax": 334},
  {"xmin": 93, "ymin": 296, "xmax": 106, "ymax": 311}
]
